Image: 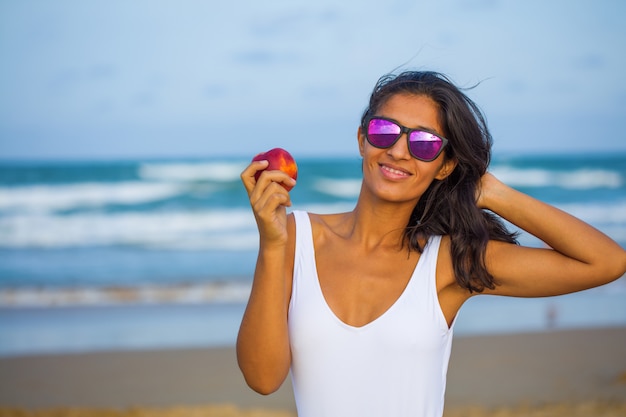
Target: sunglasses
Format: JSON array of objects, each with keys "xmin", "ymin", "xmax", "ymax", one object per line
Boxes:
[{"xmin": 363, "ymin": 116, "xmax": 449, "ymax": 162}]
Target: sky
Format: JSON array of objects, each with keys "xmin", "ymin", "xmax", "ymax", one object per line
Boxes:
[{"xmin": 1, "ymin": 0, "xmax": 625, "ymax": 160}]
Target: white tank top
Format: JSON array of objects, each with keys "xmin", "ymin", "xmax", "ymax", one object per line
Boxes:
[{"xmin": 288, "ymin": 210, "xmax": 455, "ymax": 417}]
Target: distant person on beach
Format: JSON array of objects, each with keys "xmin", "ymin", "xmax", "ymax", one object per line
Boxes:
[{"xmin": 236, "ymin": 70, "xmax": 626, "ymax": 417}]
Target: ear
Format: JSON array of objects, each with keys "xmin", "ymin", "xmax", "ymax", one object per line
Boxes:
[
  {"xmin": 357, "ymin": 126, "xmax": 366, "ymax": 157},
  {"xmin": 435, "ymin": 157, "xmax": 457, "ymax": 180}
]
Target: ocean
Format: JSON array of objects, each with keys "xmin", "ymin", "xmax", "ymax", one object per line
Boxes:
[{"xmin": 1, "ymin": 153, "xmax": 625, "ymax": 356}]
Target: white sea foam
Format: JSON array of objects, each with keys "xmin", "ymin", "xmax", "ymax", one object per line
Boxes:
[
  {"xmin": 490, "ymin": 166, "xmax": 623, "ymax": 189},
  {"xmin": 0, "ymin": 182, "xmax": 188, "ymax": 213},
  {"xmin": 0, "ymin": 209, "xmax": 258, "ymax": 249},
  {"xmin": 312, "ymin": 178, "xmax": 361, "ymax": 198},
  {"xmin": 0, "ymin": 281, "xmax": 252, "ymax": 307},
  {"xmin": 138, "ymin": 161, "xmax": 247, "ymax": 182}
]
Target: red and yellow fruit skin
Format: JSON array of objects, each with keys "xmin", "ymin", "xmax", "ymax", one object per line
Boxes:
[{"xmin": 252, "ymin": 148, "xmax": 298, "ymax": 191}]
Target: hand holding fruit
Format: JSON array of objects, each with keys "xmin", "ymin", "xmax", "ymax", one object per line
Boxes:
[{"xmin": 241, "ymin": 148, "xmax": 298, "ymax": 244}]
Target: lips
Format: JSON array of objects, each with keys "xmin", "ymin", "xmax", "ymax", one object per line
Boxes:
[{"xmin": 380, "ymin": 163, "xmax": 411, "ymax": 178}]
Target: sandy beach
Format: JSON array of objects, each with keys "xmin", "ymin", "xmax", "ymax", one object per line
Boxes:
[{"xmin": 1, "ymin": 327, "xmax": 625, "ymax": 416}]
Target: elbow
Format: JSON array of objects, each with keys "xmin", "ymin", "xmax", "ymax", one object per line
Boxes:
[
  {"xmin": 242, "ymin": 373, "xmax": 285, "ymax": 395},
  {"xmin": 236, "ymin": 352, "xmax": 289, "ymax": 395},
  {"xmin": 236, "ymin": 335, "xmax": 291, "ymax": 395},
  {"xmin": 610, "ymin": 248, "xmax": 626, "ymax": 280},
  {"xmin": 250, "ymin": 383, "xmax": 282, "ymax": 396},
  {"xmin": 597, "ymin": 250, "xmax": 626, "ymax": 286}
]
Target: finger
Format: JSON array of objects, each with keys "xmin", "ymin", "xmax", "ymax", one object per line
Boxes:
[
  {"xmin": 240, "ymin": 160, "xmax": 269, "ymax": 195},
  {"xmin": 250, "ymin": 169, "xmax": 296, "ymax": 198},
  {"xmin": 252, "ymin": 181, "xmax": 292, "ymax": 213},
  {"xmin": 251, "ymin": 186, "xmax": 292, "ymax": 241}
]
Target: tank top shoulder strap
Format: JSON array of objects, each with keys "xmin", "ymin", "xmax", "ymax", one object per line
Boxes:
[
  {"xmin": 291, "ymin": 210, "xmax": 316, "ymax": 286},
  {"xmin": 423, "ymin": 235, "xmax": 442, "ymax": 262},
  {"xmin": 292, "ymin": 210, "xmax": 313, "ymax": 255}
]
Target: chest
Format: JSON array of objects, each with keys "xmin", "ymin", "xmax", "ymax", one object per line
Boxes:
[{"xmin": 314, "ymin": 240, "xmax": 420, "ymax": 328}]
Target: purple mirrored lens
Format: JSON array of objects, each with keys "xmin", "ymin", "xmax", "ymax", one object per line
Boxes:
[
  {"xmin": 409, "ymin": 131, "xmax": 443, "ymax": 160},
  {"xmin": 367, "ymin": 119, "xmax": 401, "ymax": 147}
]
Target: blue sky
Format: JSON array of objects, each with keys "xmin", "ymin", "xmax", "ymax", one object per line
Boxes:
[{"xmin": 1, "ymin": 0, "xmax": 625, "ymax": 160}]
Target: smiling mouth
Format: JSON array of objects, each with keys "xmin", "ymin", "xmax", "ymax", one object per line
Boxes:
[{"xmin": 380, "ymin": 164, "xmax": 411, "ymax": 177}]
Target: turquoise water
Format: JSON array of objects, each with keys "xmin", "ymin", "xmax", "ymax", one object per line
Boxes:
[{"xmin": 0, "ymin": 153, "xmax": 625, "ymax": 356}]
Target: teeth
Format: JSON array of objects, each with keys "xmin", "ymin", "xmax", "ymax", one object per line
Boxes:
[{"xmin": 382, "ymin": 165, "xmax": 408, "ymax": 176}]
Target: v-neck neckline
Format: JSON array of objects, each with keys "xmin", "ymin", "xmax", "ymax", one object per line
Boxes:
[{"xmin": 305, "ymin": 213, "xmax": 425, "ymax": 330}]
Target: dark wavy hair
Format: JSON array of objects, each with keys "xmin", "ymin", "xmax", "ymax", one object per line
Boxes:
[{"xmin": 361, "ymin": 71, "xmax": 518, "ymax": 293}]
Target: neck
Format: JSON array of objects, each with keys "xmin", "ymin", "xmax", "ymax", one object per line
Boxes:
[{"xmin": 342, "ymin": 198, "xmax": 415, "ymax": 250}]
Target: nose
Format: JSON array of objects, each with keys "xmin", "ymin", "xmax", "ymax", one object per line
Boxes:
[{"xmin": 386, "ymin": 133, "xmax": 411, "ymax": 160}]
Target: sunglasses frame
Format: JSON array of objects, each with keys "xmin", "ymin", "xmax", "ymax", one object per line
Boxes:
[{"xmin": 363, "ymin": 116, "xmax": 449, "ymax": 162}]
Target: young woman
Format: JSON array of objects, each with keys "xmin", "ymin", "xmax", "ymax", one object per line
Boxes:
[{"xmin": 236, "ymin": 71, "xmax": 626, "ymax": 417}]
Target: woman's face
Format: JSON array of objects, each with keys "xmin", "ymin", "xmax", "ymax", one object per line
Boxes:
[{"xmin": 358, "ymin": 93, "xmax": 456, "ymax": 205}]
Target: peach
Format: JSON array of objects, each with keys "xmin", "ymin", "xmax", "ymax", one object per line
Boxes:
[{"xmin": 251, "ymin": 148, "xmax": 298, "ymax": 191}]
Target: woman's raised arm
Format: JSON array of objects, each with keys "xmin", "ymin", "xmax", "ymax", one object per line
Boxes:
[{"xmin": 477, "ymin": 173, "xmax": 626, "ymax": 297}]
